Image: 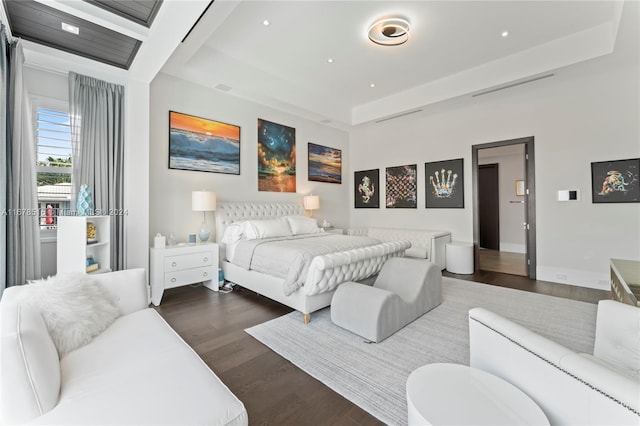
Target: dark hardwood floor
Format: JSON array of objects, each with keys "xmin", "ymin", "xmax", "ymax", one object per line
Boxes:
[{"xmin": 154, "ymin": 272, "xmax": 610, "ymax": 425}]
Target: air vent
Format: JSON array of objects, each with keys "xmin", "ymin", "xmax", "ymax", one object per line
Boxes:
[
  {"xmin": 375, "ymin": 109, "xmax": 422, "ymax": 123},
  {"xmin": 472, "ymin": 74, "xmax": 555, "ymax": 97}
]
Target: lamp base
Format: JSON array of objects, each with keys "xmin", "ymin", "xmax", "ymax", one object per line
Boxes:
[{"xmin": 199, "ymin": 220, "xmax": 210, "ymax": 242}]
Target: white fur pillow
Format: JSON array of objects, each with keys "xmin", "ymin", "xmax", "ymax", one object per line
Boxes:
[
  {"xmin": 244, "ymin": 218, "xmax": 293, "ymax": 240},
  {"xmin": 20, "ymin": 273, "xmax": 120, "ymax": 356},
  {"xmin": 285, "ymin": 215, "xmax": 321, "ymax": 235}
]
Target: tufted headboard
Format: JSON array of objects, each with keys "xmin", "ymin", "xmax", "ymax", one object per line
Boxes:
[{"xmin": 215, "ymin": 202, "xmax": 305, "ymax": 243}]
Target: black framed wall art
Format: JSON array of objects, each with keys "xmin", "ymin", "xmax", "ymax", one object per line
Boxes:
[
  {"xmin": 385, "ymin": 164, "xmax": 417, "ymax": 208},
  {"xmin": 354, "ymin": 169, "xmax": 379, "ymax": 208},
  {"xmin": 591, "ymin": 158, "xmax": 640, "ymax": 203},
  {"xmin": 425, "ymin": 158, "xmax": 464, "ymax": 208}
]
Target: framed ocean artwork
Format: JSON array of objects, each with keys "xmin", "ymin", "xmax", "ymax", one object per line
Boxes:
[
  {"xmin": 168, "ymin": 111, "xmax": 240, "ymax": 175},
  {"xmin": 308, "ymin": 142, "xmax": 342, "ymax": 184},
  {"xmin": 258, "ymin": 118, "xmax": 296, "ymax": 192}
]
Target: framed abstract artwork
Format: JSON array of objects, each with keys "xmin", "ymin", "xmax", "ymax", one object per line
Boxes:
[
  {"xmin": 385, "ymin": 164, "xmax": 417, "ymax": 208},
  {"xmin": 308, "ymin": 143, "xmax": 342, "ymax": 184},
  {"xmin": 425, "ymin": 158, "xmax": 464, "ymax": 208},
  {"xmin": 258, "ymin": 118, "xmax": 296, "ymax": 192},
  {"xmin": 591, "ymin": 158, "xmax": 640, "ymax": 203},
  {"xmin": 168, "ymin": 111, "xmax": 240, "ymax": 174},
  {"xmin": 354, "ymin": 169, "xmax": 379, "ymax": 208}
]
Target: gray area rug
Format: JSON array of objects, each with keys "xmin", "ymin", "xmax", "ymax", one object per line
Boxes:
[{"xmin": 245, "ymin": 277, "xmax": 598, "ymax": 425}]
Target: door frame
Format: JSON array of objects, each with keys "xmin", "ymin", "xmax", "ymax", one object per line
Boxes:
[{"xmin": 472, "ymin": 136, "xmax": 537, "ymax": 279}]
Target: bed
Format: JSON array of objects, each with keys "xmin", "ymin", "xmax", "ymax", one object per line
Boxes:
[{"xmin": 215, "ymin": 202, "xmax": 410, "ymax": 323}]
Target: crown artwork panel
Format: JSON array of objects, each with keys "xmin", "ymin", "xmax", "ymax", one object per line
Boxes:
[{"xmin": 425, "ymin": 158, "xmax": 465, "ymax": 208}]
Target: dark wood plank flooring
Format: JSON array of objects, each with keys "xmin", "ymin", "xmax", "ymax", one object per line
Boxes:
[{"xmin": 154, "ymin": 273, "xmax": 610, "ymax": 425}]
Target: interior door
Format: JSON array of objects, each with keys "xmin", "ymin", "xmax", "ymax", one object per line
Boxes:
[{"xmin": 479, "ymin": 164, "xmax": 500, "ymax": 250}]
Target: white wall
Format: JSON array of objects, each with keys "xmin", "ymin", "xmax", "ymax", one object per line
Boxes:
[
  {"xmin": 149, "ymin": 73, "xmax": 350, "ymax": 244},
  {"xmin": 479, "ymin": 145, "xmax": 526, "ymax": 253},
  {"xmin": 349, "ymin": 15, "xmax": 639, "ymax": 290}
]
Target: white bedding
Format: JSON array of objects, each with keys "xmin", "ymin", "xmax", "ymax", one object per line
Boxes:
[{"xmin": 230, "ymin": 233, "xmax": 381, "ymax": 296}]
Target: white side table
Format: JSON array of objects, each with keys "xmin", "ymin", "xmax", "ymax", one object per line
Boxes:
[
  {"xmin": 407, "ymin": 363, "xmax": 549, "ymax": 425},
  {"xmin": 445, "ymin": 242, "xmax": 474, "ymax": 274},
  {"xmin": 150, "ymin": 242, "xmax": 218, "ymax": 306}
]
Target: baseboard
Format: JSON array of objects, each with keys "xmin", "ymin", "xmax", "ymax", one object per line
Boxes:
[
  {"xmin": 499, "ymin": 243, "xmax": 526, "ymax": 254},
  {"xmin": 537, "ymin": 266, "xmax": 609, "ymax": 291}
]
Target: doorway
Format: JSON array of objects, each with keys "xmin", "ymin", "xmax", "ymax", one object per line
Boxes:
[{"xmin": 472, "ymin": 137, "xmax": 536, "ymax": 279}]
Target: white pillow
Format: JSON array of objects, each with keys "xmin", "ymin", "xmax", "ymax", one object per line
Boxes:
[
  {"xmin": 20, "ymin": 273, "xmax": 120, "ymax": 356},
  {"xmin": 244, "ymin": 218, "xmax": 293, "ymax": 240},
  {"xmin": 221, "ymin": 222, "xmax": 245, "ymax": 244},
  {"xmin": 285, "ymin": 215, "xmax": 321, "ymax": 235}
]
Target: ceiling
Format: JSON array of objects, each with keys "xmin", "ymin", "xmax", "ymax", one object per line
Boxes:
[
  {"xmin": 0, "ymin": 1, "xmax": 627, "ymax": 126},
  {"xmin": 2, "ymin": 0, "xmax": 162, "ymax": 69},
  {"xmin": 162, "ymin": 0, "xmax": 624, "ymax": 127}
]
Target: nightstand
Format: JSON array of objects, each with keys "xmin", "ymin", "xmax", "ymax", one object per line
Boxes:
[
  {"xmin": 323, "ymin": 227, "xmax": 344, "ymax": 235},
  {"xmin": 150, "ymin": 242, "xmax": 218, "ymax": 306}
]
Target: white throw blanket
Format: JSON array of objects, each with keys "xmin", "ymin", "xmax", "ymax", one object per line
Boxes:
[{"xmin": 231, "ymin": 233, "xmax": 381, "ymax": 295}]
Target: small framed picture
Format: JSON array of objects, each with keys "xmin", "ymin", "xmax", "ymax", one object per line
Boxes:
[
  {"xmin": 308, "ymin": 142, "xmax": 342, "ymax": 184},
  {"xmin": 516, "ymin": 180, "xmax": 525, "ymax": 196},
  {"xmin": 354, "ymin": 169, "xmax": 379, "ymax": 208},
  {"xmin": 425, "ymin": 158, "xmax": 464, "ymax": 208},
  {"xmin": 591, "ymin": 158, "xmax": 640, "ymax": 203}
]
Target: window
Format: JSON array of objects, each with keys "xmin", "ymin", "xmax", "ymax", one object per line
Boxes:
[{"xmin": 35, "ymin": 107, "xmax": 72, "ymax": 229}]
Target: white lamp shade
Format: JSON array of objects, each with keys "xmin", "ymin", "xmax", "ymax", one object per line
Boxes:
[
  {"xmin": 192, "ymin": 191, "xmax": 217, "ymax": 211},
  {"xmin": 304, "ymin": 195, "xmax": 320, "ymax": 210}
]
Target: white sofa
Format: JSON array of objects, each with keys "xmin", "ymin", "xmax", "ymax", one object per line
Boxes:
[
  {"xmin": 469, "ymin": 300, "xmax": 640, "ymax": 425},
  {"xmin": 0, "ymin": 269, "xmax": 248, "ymax": 425},
  {"xmin": 348, "ymin": 227, "xmax": 451, "ymax": 269}
]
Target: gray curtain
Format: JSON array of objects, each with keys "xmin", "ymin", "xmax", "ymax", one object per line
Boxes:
[
  {"xmin": 5, "ymin": 40, "xmax": 41, "ymax": 287},
  {"xmin": 69, "ymin": 72, "xmax": 125, "ymax": 271},
  {"xmin": 0, "ymin": 25, "xmax": 8, "ymax": 294}
]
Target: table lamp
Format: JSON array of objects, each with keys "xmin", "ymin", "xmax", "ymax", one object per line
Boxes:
[
  {"xmin": 304, "ymin": 194, "xmax": 320, "ymax": 217},
  {"xmin": 192, "ymin": 190, "xmax": 217, "ymax": 242}
]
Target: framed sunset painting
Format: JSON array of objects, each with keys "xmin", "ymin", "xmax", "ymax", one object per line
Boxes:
[
  {"xmin": 308, "ymin": 142, "xmax": 342, "ymax": 184},
  {"xmin": 168, "ymin": 111, "xmax": 240, "ymax": 174},
  {"xmin": 258, "ymin": 118, "xmax": 296, "ymax": 192}
]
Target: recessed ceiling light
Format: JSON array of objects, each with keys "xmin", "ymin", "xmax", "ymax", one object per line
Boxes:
[
  {"xmin": 370, "ymin": 83, "xmax": 376, "ymax": 88},
  {"xmin": 61, "ymin": 22, "xmax": 79, "ymax": 35},
  {"xmin": 501, "ymin": 30, "xmax": 509, "ymax": 38},
  {"xmin": 263, "ymin": 19, "xmax": 270, "ymax": 26},
  {"xmin": 368, "ymin": 16, "xmax": 410, "ymax": 46},
  {"xmin": 327, "ymin": 58, "xmax": 334, "ymax": 63}
]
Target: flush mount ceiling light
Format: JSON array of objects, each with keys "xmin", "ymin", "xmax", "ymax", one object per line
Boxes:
[
  {"xmin": 61, "ymin": 22, "xmax": 79, "ymax": 35},
  {"xmin": 368, "ymin": 16, "xmax": 410, "ymax": 46}
]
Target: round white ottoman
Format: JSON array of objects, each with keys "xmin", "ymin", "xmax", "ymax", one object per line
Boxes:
[
  {"xmin": 445, "ymin": 242, "xmax": 474, "ymax": 274},
  {"xmin": 406, "ymin": 363, "xmax": 549, "ymax": 425}
]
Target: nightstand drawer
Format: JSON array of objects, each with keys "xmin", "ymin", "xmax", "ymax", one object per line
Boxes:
[
  {"xmin": 164, "ymin": 252, "xmax": 213, "ymax": 272},
  {"xmin": 164, "ymin": 266, "xmax": 214, "ymax": 289}
]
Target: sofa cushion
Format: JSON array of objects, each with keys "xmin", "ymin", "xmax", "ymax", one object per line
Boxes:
[
  {"xmin": 1, "ymin": 297, "xmax": 61, "ymax": 425},
  {"xmin": 32, "ymin": 309, "xmax": 248, "ymax": 425},
  {"xmin": 19, "ymin": 273, "xmax": 120, "ymax": 356}
]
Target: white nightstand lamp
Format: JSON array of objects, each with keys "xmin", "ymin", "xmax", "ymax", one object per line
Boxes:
[
  {"xmin": 304, "ymin": 194, "xmax": 320, "ymax": 217},
  {"xmin": 192, "ymin": 190, "xmax": 216, "ymax": 242}
]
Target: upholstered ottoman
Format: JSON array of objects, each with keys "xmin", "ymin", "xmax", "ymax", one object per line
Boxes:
[{"xmin": 331, "ymin": 257, "xmax": 443, "ymax": 342}]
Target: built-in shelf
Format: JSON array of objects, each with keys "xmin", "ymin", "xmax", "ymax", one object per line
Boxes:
[{"xmin": 57, "ymin": 216, "xmax": 111, "ymax": 274}]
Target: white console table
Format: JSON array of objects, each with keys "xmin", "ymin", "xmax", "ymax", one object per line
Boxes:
[{"xmin": 150, "ymin": 242, "xmax": 218, "ymax": 306}]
